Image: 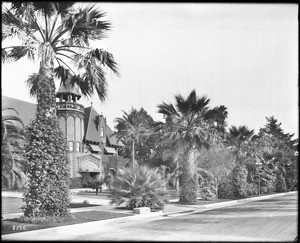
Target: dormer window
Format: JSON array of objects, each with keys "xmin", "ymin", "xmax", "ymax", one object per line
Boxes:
[{"xmin": 100, "ymin": 127, "xmax": 104, "ymax": 137}]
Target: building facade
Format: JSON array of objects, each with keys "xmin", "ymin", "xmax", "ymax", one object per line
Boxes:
[{"xmin": 2, "ymin": 82, "xmax": 123, "ymax": 181}]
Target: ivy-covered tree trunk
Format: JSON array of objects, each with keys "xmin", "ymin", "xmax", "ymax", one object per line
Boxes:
[
  {"xmin": 231, "ymin": 164, "xmax": 248, "ymax": 198},
  {"xmin": 179, "ymin": 146, "xmax": 198, "ymax": 204},
  {"xmin": 23, "ymin": 44, "xmax": 71, "ymax": 218}
]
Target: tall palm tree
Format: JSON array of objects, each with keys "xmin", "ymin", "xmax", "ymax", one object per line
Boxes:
[
  {"xmin": 2, "ymin": 2, "xmax": 119, "ymax": 218},
  {"xmin": 2, "ymin": 108, "xmax": 26, "ymax": 190},
  {"xmin": 227, "ymin": 125, "xmax": 254, "ymax": 164},
  {"xmin": 114, "ymin": 109, "xmax": 151, "ymax": 169},
  {"xmin": 157, "ymin": 90, "xmax": 224, "ymax": 204}
]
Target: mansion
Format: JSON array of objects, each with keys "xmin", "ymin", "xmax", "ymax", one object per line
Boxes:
[{"xmin": 2, "ymin": 82, "xmax": 123, "ymax": 180}]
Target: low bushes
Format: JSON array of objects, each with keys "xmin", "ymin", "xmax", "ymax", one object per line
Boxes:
[
  {"xmin": 69, "ymin": 178, "xmax": 82, "ymax": 189},
  {"xmin": 18, "ymin": 214, "xmax": 75, "ymax": 225},
  {"xmin": 275, "ymin": 173, "xmax": 287, "ymax": 192},
  {"xmin": 246, "ymin": 183, "xmax": 258, "ymax": 196},
  {"xmin": 197, "ymin": 168, "xmax": 217, "ymax": 201},
  {"xmin": 109, "ymin": 165, "xmax": 169, "ymax": 210},
  {"xmin": 218, "ymin": 177, "xmax": 234, "ymax": 199}
]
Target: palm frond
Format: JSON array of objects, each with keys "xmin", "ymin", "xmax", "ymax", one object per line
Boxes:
[
  {"xmin": 66, "ymin": 5, "xmax": 111, "ymax": 41},
  {"xmin": 175, "ymin": 94, "xmax": 189, "ymax": 115},
  {"xmin": 54, "ymin": 2, "xmax": 75, "ymax": 14},
  {"xmin": 157, "ymin": 102, "xmax": 178, "ymax": 117},
  {"xmin": 25, "ymin": 73, "xmax": 39, "ymax": 97},
  {"xmin": 2, "ymin": 45, "xmax": 36, "ymax": 62},
  {"xmin": 72, "ymin": 53, "xmax": 109, "ymax": 100},
  {"xmin": 2, "ymin": 48, "xmax": 11, "ymax": 63},
  {"xmin": 2, "ymin": 7, "xmax": 40, "ymax": 42},
  {"xmin": 70, "ymin": 74, "xmax": 93, "ymax": 97},
  {"xmin": 88, "ymin": 49, "xmax": 120, "ymax": 76},
  {"xmin": 54, "ymin": 66, "xmax": 70, "ymax": 83}
]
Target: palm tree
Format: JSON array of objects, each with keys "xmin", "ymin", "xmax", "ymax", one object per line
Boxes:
[
  {"xmin": 2, "ymin": 2, "xmax": 119, "ymax": 218},
  {"xmin": 157, "ymin": 90, "xmax": 224, "ymax": 204},
  {"xmin": 227, "ymin": 125, "xmax": 254, "ymax": 164},
  {"xmin": 2, "ymin": 108, "xmax": 26, "ymax": 190},
  {"xmin": 114, "ymin": 108, "xmax": 151, "ymax": 169}
]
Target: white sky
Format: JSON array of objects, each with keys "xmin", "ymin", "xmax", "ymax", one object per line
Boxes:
[{"xmin": 1, "ymin": 3, "xmax": 298, "ymax": 137}]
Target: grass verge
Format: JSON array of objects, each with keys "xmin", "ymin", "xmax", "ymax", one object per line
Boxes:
[{"xmin": 2, "ymin": 210, "xmax": 130, "ymax": 235}]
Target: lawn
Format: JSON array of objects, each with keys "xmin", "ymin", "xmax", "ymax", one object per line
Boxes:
[
  {"xmin": 2, "ymin": 197, "xmax": 101, "ymax": 214},
  {"xmin": 2, "ymin": 210, "xmax": 131, "ymax": 235}
]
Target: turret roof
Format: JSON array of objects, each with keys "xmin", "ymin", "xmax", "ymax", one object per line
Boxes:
[{"xmin": 56, "ymin": 79, "xmax": 81, "ymax": 98}]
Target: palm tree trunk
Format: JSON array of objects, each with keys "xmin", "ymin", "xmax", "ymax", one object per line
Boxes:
[
  {"xmin": 36, "ymin": 45, "xmax": 56, "ymax": 117},
  {"xmin": 179, "ymin": 146, "xmax": 197, "ymax": 204},
  {"xmin": 23, "ymin": 44, "xmax": 71, "ymax": 217}
]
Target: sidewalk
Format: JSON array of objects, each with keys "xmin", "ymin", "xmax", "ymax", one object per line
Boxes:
[
  {"xmin": 2, "ymin": 190, "xmax": 297, "ymax": 219},
  {"xmin": 2, "ymin": 190, "xmax": 297, "ymax": 241}
]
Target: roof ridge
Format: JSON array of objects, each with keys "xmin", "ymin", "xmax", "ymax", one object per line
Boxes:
[{"xmin": 2, "ymin": 95, "xmax": 37, "ymax": 105}]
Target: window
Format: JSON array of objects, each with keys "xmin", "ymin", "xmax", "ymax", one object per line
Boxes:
[
  {"xmin": 68, "ymin": 141, "xmax": 74, "ymax": 152},
  {"xmin": 100, "ymin": 127, "xmax": 104, "ymax": 137},
  {"xmin": 76, "ymin": 142, "xmax": 80, "ymax": 152}
]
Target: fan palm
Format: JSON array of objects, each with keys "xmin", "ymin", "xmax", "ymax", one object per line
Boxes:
[
  {"xmin": 156, "ymin": 89, "xmax": 225, "ymax": 204},
  {"xmin": 2, "ymin": 2, "xmax": 119, "ymax": 218},
  {"xmin": 2, "ymin": 108, "xmax": 26, "ymax": 190},
  {"xmin": 227, "ymin": 125, "xmax": 254, "ymax": 164},
  {"xmin": 114, "ymin": 109, "xmax": 151, "ymax": 169}
]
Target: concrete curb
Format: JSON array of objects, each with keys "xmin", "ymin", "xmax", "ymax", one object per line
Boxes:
[{"xmin": 163, "ymin": 191, "xmax": 298, "ymax": 217}]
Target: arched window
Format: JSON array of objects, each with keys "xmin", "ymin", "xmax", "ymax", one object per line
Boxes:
[
  {"xmin": 58, "ymin": 116, "xmax": 66, "ymax": 136},
  {"xmin": 75, "ymin": 117, "xmax": 81, "ymax": 142},
  {"xmin": 100, "ymin": 127, "xmax": 104, "ymax": 137},
  {"xmin": 67, "ymin": 116, "xmax": 75, "ymax": 141}
]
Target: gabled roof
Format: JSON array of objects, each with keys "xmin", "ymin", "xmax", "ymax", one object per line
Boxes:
[
  {"xmin": 83, "ymin": 106, "xmax": 105, "ymax": 143},
  {"xmin": 2, "ymin": 96, "xmax": 36, "ymax": 126},
  {"xmin": 105, "ymin": 124, "xmax": 124, "ymax": 147},
  {"xmin": 83, "ymin": 106, "xmax": 123, "ymax": 147}
]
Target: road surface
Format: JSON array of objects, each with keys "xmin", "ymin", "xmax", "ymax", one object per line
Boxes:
[{"xmin": 68, "ymin": 192, "xmax": 298, "ymax": 242}]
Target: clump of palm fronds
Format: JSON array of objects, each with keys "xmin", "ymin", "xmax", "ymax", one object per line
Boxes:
[{"xmin": 109, "ymin": 165, "xmax": 169, "ymax": 210}]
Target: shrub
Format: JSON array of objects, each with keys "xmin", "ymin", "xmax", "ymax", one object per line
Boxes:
[
  {"xmin": 110, "ymin": 165, "xmax": 169, "ymax": 210},
  {"xmin": 231, "ymin": 165, "xmax": 248, "ymax": 198},
  {"xmin": 275, "ymin": 173, "xmax": 287, "ymax": 192},
  {"xmin": 246, "ymin": 183, "xmax": 258, "ymax": 196},
  {"xmin": 69, "ymin": 177, "xmax": 82, "ymax": 189},
  {"xmin": 197, "ymin": 168, "xmax": 217, "ymax": 201},
  {"xmin": 261, "ymin": 186, "xmax": 268, "ymax": 194},
  {"xmin": 18, "ymin": 214, "xmax": 75, "ymax": 225},
  {"xmin": 259, "ymin": 166, "xmax": 276, "ymax": 193},
  {"xmin": 217, "ymin": 173, "xmax": 234, "ymax": 199}
]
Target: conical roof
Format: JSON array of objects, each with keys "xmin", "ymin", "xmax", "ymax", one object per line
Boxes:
[{"xmin": 56, "ymin": 77, "xmax": 81, "ymax": 99}]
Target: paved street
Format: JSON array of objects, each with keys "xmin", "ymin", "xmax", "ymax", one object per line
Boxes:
[{"xmin": 67, "ymin": 192, "xmax": 298, "ymax": 242}]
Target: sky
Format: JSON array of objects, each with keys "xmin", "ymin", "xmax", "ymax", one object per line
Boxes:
[{"xmin": 1, "ymin": 3, "xmax": 298, "ymax": 137}]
